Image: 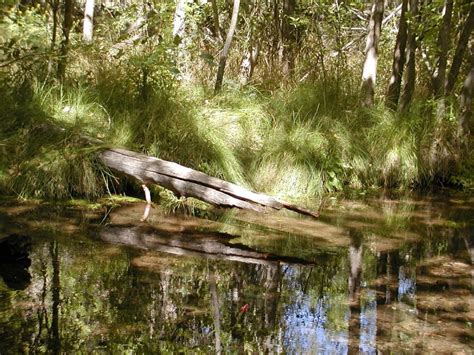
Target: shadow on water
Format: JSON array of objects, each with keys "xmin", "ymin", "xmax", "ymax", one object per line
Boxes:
[
  {"xmin": 0, "ymin": 193, "xmax": 472, "ymax": 353},
  {"xmin": 0, "ymin": 234, "xmax": 32, "ymax": 290}
]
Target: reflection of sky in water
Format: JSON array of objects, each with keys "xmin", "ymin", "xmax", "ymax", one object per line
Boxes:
[
  {"xmin": 283, "ymin": 295, "xmax": 349, "ymax": 354},
  {"xmin": 282, "ymin": 266, "xmax": 348, "ymax": 354},
  {"xmin": 281, "ymin": 265, "xmax": 381, "ymax": 354},
  {"xmin": 359, "ymin": 290, "xmax": 377, "ymax": 354},
  {"xmin": 398, "ymin": 266, "xmax": 416, "ymax": 301}
]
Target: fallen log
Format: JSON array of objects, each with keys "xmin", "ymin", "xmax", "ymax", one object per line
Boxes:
[
  {"xmin": 100, "ymin": 224, "xmax": 314, "ymax": 266},
  {"xmin": 99, "ymin": 148, "xmax": 319, "ymax": 218}
]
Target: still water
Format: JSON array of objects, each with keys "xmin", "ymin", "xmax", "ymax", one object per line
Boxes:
[{"xmin": 0, "ymin": 193, "xmax": 473, "ymax": 353}]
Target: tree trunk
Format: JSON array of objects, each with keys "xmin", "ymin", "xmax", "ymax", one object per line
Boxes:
[
  {"xmin": 50, "ymin": 0, "xmax": 59, "ymax": 49},
  {"xmin": 57, "ymin": 0, "xmax": 74, "ymax": 81},
  {"xmin": 399, "ymin": 0, "xmax": 419, "ymax": 112},
  {"xmin": 385, "ymin": 0, "xmax": 408, "ymax": 109},
  {"xmin": 360, "ymin": 0, "xmax": 385, "ymax": 108},
  {"xmin": 172, "ymin": 0, "xmax": 188, "ymax": 41},
  {"xmin": 432, "ymin": 0, "xmax": 454, "ymax": 98},
  {"xmin": 446, "ymin": 3, "xmax": 474, "ymax": 95},
  {"xmin": 272, "ymin": 0, "xmax": 281, "ymax": 71},
  {"xmin": 210, "ymin": 0, "xmax": 221, "ymax": 39},
  {"xmin": 82, "ymin": 0, "xmax": 94, "ymax": 42},
  {"xmin": 99, "ymin": 148, "xmax": 320, "ymax": 218},
  {"xmin": 214, "ymin": 0, "xmax": 240, "ymax": 93},
  {"xmin": 239, "ymin": 42, "xmax": 259, "ymax": 85},
  {"xmin": 47, "ymin": 0, "xmax": 60, "ymax": 76},
  {"xmin": 281, "ymin": 0, "xmax": 296, "ymax": 76},
  {"xmin": 457, "ymin": 46, "xmax": 474, "ymax": 147}
]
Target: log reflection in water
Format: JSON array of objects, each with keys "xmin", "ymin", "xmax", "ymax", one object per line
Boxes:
[{"xmin": 100, "ymin": 224, "xmax": 315, "ymax": 266}]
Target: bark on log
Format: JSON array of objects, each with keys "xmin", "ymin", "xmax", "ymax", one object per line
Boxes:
[
  {"xmin": 100, "ymin": 225, "xmax": 314, "ymax": 266},
  {"xmin": 99, "ymin": 148, "xmax": 320, "ymax": 218}
]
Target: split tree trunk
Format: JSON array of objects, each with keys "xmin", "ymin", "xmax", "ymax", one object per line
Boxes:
[
  {"xmin": 214, "ymin": 0, "xmax": 240, "ymax": 93},
  {"xmin": 82, "ymin": 0, "xmax": 94, "ymax": 42},
  {"xmin": 360, "ymin": 0, "xmax": 385, "ymax": 108},
  {"xmin": 385, "ymin": 0, "xmax": 408, "ymax": 109},
  {"xmin": 99, "ymin": 148, "xmax": 320, "ymax": 218}
]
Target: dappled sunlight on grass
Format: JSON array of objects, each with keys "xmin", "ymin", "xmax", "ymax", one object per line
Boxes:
[{"xmin": 1, "ymin": 70, "xmax": 472, "ymax": 201}]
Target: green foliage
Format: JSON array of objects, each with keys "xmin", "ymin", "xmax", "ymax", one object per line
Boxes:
[
  {"xmin": 0, "ymin": 6, "xmax": 52, "ymax": 83},
  {"xmin": 0, "ymin": 0, "xmax": 471, "ymax": 202}
]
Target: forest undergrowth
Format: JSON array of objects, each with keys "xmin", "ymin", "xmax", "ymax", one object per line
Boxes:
[
  {"xmin": 1, "ymin": 4, "xmax": 472, "ymax": 207},
  {"xmin": 1, "ymin": 72, "xmax": 471, "ymax": 205}
]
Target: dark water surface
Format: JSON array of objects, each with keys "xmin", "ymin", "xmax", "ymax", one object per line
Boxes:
[{"xmin": 0, "ymin": 193, "xmax": 473, "ymax": 353}]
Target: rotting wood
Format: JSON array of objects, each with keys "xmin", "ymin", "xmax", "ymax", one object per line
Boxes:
[{"xmin": 99, "ymin": 148, "xmax": 319, "ymax": 218}]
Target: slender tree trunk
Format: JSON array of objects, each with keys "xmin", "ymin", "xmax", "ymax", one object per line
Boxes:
[
  {"xmin": 50, "ymin": 0, "xmax": 59, "ymax": 49},
  {"xmin": 82, "ymin": 0, "xmax": 94, "ymax": 42},
  {"xmin": 281, "ymin": 0, "xmax": 296, "ymax": 76},
  {"xmin": 360, "ymin": 0, "xmax": 385, "ymax": 108},
  {"xmin": 399, "ymin": 0, "xmax": 419, "ymax": 112},
  {"xmin": 57, "ymin": 0, "xmax": 74, "ymax": 81},
  {"xmin": 457, "ymin": 46, "xmax": 474, "ymax": 147},
  {"xmin": 386, "ymin": 0, "xmax": 408, "ymax": 109},
  {"xmin": 214, "ymin": 0, "xmax": 240, "ymax": 93},
  {"xmin": 239, "ymin": 43, "xmax": 259, "ymax": 85},
  {"xmin": 47, "ymin": 0, "xmax": 59, "ymax": 76},
  {"xmin": 272, "ymin": 0, "xmax": 281, "ymax": 71},
  {"xmin": 446, "ymin": 3, "xmax": 474, "ymax": 95},
  {"xmin": 211, "ymin": 0, "xmax": 221, "ymax": 39},
  {"xmin": 432, "ymin": 0, "xmax": 454, "ymax": 98},
  {"xmin": 172, "ymin": 0, "xmax": 188, "ymax": 41},
  {"xmin": 172, "ymin": 0, "xmax": 191, "ymax": 80}
]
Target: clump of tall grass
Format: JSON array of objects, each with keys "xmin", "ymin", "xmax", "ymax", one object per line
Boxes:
[
  {"xmin": 363, "ymin": 106, "xmax": 420, "ymax": 188},
  {"xmin": 0, "ymin": 80, "xmax": 111, "ymax": 199},
  {"xmin": 243, "ymin": 78, "xmax": 465, "ymax": 198},
  {"xmin": 97, "ymin": 68, "xmax": 247, "ymax": 184},
  {"xmin": 0, "ymin": 64, "xmax": 468, "ymax": 203}
]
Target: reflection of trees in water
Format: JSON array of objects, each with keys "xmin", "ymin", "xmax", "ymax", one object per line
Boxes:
[
  {"xmin": 49, "ymin": 241, "xmax": 61, "ymax": 355},
  {"xmin": 1, "ymin": 218, "xmax": 472, "ymax": 353},
  {"xmin": 208, "ymin": 269, "xmax": 222, "ymax": 354}
]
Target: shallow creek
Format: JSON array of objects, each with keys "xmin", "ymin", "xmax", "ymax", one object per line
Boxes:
[{"xmin": 0, "ymin": 193, "xmax": 473, "ymax": 353}]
